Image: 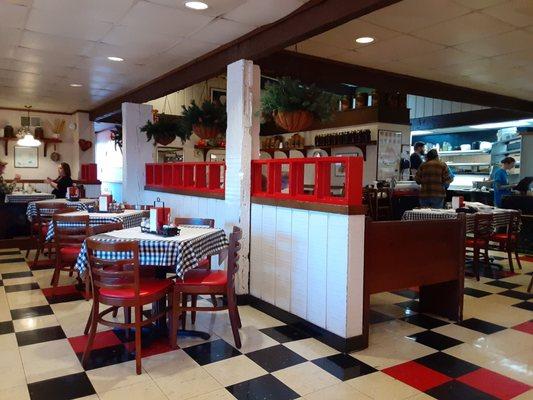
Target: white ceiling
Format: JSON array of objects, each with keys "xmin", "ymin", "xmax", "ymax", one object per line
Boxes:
[
  {"xmin": 0, "ymin": 0, "xmax": 307, "ymax": 112},
  {"xmin": 290, "ymin": 0, "xmax": 533, "ymax": 102}
]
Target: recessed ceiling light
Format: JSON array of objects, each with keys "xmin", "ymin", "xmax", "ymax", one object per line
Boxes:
[
  {"xmin": 184, "ymin": 1, "xmax": 208, "ymax": 10},
  {"xmin": 69, "ymin": 83, "xmax": 83, "ymax": 87},
  {"xmin": 107, "ymin": 56, "xmax": 124, "ymax": 62},
  {"xmin": 355, "ymin": 36, "xmax": 374, "ymax": 44}
]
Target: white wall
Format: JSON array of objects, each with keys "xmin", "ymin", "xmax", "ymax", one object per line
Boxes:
[
  {"xmin": 407, "ymin": 95, "xmax": 487, "ymax": 119},
  {"xmin": 250, "ymin": 203, "xmax": 365, "ymax": 338}
]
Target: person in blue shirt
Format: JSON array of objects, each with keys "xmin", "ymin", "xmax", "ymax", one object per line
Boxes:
[{"xmin": 493, "ymin": 157, "xmax": 516, "ymax": 207}]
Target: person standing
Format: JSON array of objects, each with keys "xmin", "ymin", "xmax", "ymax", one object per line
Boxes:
[
  {"xmin": 0, "ymin": 160, "xmax": 21, "ymax": 202},
  {"xmin": 493, "ymin": 157, "xmax": 516, "ymax": 208},
  {"xmin": 45, "ymin": 162, "xmax": 73, "ymax": 199},
  {"xmin": 410, "ymin": 142, "xmax": 425, "ymax": 179},
  {"xmin": 415, "ymin": 149, "xmax": 453, "ymax": 209}
]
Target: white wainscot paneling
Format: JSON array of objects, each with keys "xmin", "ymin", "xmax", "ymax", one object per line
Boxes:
[
  {"xmin": 250, "ymin": 204, "xmax": 263, "ymax": 298},
  {"xmin": 290, "ymin": 210, "xmax": 309, "ymax": 319},
  {"xmin": 306, "ymin": 212, "xmax": 328, "ymax": 328},
  {"xmin": 260, "ymin": 205, "xmax": 277, "ymax": 304},
  {"xmin": 274, "ymin": 208, "xmax": 292, "ymax": 310}
]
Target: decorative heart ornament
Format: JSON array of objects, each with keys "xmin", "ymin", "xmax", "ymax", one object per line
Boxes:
[{"xmin": 78, "ymin": 139, "xmax": 92, "ymax": 151}]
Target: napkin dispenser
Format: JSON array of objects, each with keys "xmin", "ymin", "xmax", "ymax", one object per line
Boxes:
[
  {"xmin": 150, "ymin": 198, "xmax": 170, "ymax": 231},
  {"xmin": 66, "ymin": 186, "xmax": 80, "ymax": 201},
  {"xmin": 99, "ymin": 194, "xmax": 113, "ymax": 212},
  {"xmin": 452, "ymin": 196, "xmax": 464, "ymax": 209}
]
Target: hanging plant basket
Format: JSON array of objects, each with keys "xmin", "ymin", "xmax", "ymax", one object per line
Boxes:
[
  {"xmin": 192, "ymin": 124, "xmax": 221, "ymax": 139},
  {"xmin": 155, "ymin": 134, "xmax": 175, "ymax": 146},
  {"xmin": 273, "ymin": 110, "xmax": 314, "ymax": 132}
]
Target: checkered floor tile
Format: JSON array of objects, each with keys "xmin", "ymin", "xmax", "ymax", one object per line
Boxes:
[{"xmin": 0, "ymin": 248, "xmax": 531, "ymax": 400}]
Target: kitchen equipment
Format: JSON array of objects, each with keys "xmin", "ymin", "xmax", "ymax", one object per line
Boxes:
[
  {"xmin": 471, "ymin": 141, "xmax": 480, "ymax": 150},
  {"xmin": 460, "ymin": 144, "xmax": 471, "ymax": 151},
  {"xmin": 479, "ymin": 141, "xmax": 492, "ymax": 151}
]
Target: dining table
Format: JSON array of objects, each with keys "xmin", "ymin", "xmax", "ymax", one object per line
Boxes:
[
  {"xmin": 26, "ymin": 198, "xmax": 98, "ymax": 220},
  {"xmin": 45, "ymin": 209, "xmax": 146, "ymax": 242},
  {"xmin": 5, "ymin": 192, "xmax": 55, "ymax": 203}
]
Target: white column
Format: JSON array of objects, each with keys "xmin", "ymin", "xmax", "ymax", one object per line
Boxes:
[
  {"xmin": 225, "ymin": 60, "xmax": 261, "ymax": 294},
  {"xmin": 122, "ymin": 102, "xmax": 153, "ymax": 204},
  {"xmin": 71, "ymin": 112, "xmax": 94, "ymax": 180}
]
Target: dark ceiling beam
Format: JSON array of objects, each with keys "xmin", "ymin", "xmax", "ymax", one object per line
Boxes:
[
  {"xmin": 89, "ymin": 0, "xmax": 401, "ymax": 121},
  {"xmin": 255, "ymin": 51, "xmax": 533, "ymax": 113},
  {"xmin": 411, "ymin": 108, "xmax": 533, "ymax": 131}
]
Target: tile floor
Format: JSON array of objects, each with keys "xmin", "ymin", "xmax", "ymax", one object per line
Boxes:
[{"xmin": 0, "ymin": 248, "xmax": 531, "ymax": 400}]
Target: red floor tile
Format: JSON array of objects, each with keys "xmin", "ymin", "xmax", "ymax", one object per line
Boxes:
[
  {"xmin": 457, "ymin": 368, "xmax": 531, "ymax": 400},
  {"xmin": 512, "ymin": 321, "xmax": 533, "ymax": 335},
  {"xmin": 382, "ymin": 361, "xmax": 452, "ymax": 392},
  {"xmin": 42, "ymin": 285, "xmax": 79, "ymax": 297},
  {"xmin": 68, "ymin": 330, "xmax": 123, "ymax": 353},
  {"xmin": 518, "ymin": 256, "xmax": 533, "ymax": 262},
  {"xmin": 123, "ymin": 336, "xmax": 175, "ymax": 358}
]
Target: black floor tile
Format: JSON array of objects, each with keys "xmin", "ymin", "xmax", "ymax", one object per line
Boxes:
[
  {"xmin": 0, "ymin": 250, "xmax": 21, "ymax": 255},
  {"xmin": 457, "ymin": 318, "xmax": 506, "ymax": 335},
  {"xmin": 369, "ymin": 310, "xmax": 395, "ymax": 324},
  {"xmin": 415, "ymin": 352, "xmax": 480, "ymax": 378},
  {"xmin": 401, "ymin": 314, "xmax": 449, "ymax": 329},
  {"xmin": 260, "ymin": 325, "xmax": 311, "ymax": 343},
  {"xmin": 463, "ymin": 288, "xmax": 492, "ymax": 298},
  {"xmin": 513, "ymin": 301, "xmax": 533, "ymax": 312},
  {"xmin": 4, "ymin": 282, "xmax": 40, "ymax": 293},
  {"xmin": 183, "ymin": 339, "xmax": 240, "ymax": 366},
  {"xmin": 16, "ymin": 326, "xmax": 66, "ymax": 346},
  {"xmin": 10, "ymin": 305, "xmax": 54, "ymax": 320},
  {"xmin": 226, "ymin": 374, "xmax": 299, "ymax": 400},
  {"xmin": 76, "ymin": 343, "xmax": 134, "ymax": 370},
  {"xmin": 407, "ymin": 331, "xmax": 463, "ymax": 351},
  {"xmin": 426, "ymin": 380, "xmax": 498, "ymax": 400},
  {"xmin": 395, "ymin": 300, "xmax": 420, "ymax": 313},
  {"xmin": 392, "ymin": 289, "xmax": 419, "ymax": 299},
  {"xmin": 497, "ymin": 290, "xmax": 533, "ymax": 301},
  {"xmin": 1, "ymin": 270, "xmax": 33, "ymax": 279},
  {"xmin": 0, "ymin": 320, "xmax": 14, "ymax": 335},
  {"xmin": 313, "ymin": 353, "xmax": 376, "ymax": 381},
  {"xmin": 246, "ymin": 345, "xmax": 306, "ymax": 373},
  {"xmin": 27, "ymin": 372, "xmax": 96, "ymax": 400},
  {"xmin": 0, "ymin": 257, "xmax": 26, "ymax": 264},
  {"xmin": 484, "ymin": 280, "xmax": 520, "ymax": 290},
  {"xmin": 46, "ymin": 292, "xmax": 85, "ymax": 304}
]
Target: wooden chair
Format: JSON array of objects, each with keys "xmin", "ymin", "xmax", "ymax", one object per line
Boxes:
[
  {"xmin": 490, "ymin": 211, "xmax": 522, "ymax": 273},
  {"xmin": 51, "ymin": 214, "xmax": 90, "ymax": 289},
  {"xmin": 465, "ymin": 213, "xmax": 493, "ymax": 281},
  {"xmin": 82, "ymin": 239, "xmax": 177, "ymax": 375},
  {"xmin": 174, "ymin": 217, "xmax": 215, "ymax": 326},
  {"xmin": 31, "ymin": 202, "xmax": 69, "ymax": 262},
  {"xmin": 366, "ymin": 187, "xmax": 393, "ymax": 221},
  {"xmin": 174, "ymin": 226, "xmax": 242, "ymax": 348}
]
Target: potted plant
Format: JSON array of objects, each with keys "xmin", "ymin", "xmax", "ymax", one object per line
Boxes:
[
  {"xmin": 261, "ymin": 77, "xmax": 340, "ymax": 132},
  {"xmin": 180, "ymin": 100, "xmax": 226, "ymax": 141},
  {"xmin": 141, "ymin": 113, "xmax": 190, "ymax": 146}
]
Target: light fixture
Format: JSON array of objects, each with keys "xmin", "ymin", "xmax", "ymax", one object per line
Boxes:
[
  {"xmin": 468, "ymin": 119, "xmax": 533, "ymax": 130},
  {"xmin": 355, "ymin": 36, "xmax": 374, "ymax": 44},
  {"xmin": 17, "ymin": 106, "xmax": 41, "ymax": 148},
  {"xmin": 184, "ymin": 1, "xmax": 208, "ymax": 10},
  {"xmin": 411, "ymin": 130, "xmax": 433, "ymax": 135},
  {"xmin": 107, "ymin": 56, "xmax": 124, "ymax": 62},
  {"xmin": 69, "ymin": 83, "xmax": 83, "ymax": 87}
]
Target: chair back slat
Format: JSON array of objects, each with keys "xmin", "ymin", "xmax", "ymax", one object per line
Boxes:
[
  {"xmin": 473, "ymin": 213, "xmax": 493, "ymax": 239},
  {"xmin": 53, "ymin": 214, "xmax": 90, "ymax": 249},
  {"xmin": 508, "ymin": 210, "xmax": 521, "ymax": 234},
  {"xmin": 35, "ymin": 202, "xmax": 69, "ymax": 224},
  {"xmin": 88, "ymin": 222, "xmax": 123, "ymax": 236},
  {"xmin": 226, "ymin": 226, "xmax": 243, "ymax": 291},
  {"xmin": 86, "ymin": 238, "xmax": 140, "ymax": 294},
  {"xmin": 174, "ymin": 217, "xmax": 215, "ymax": 228}
]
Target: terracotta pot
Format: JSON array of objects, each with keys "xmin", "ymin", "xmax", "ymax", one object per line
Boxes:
[
  {"xmin": 273, "ymin": 110, "xmax": 314, "ymax": 132},
  {"xmin": 193, "ymin": 124, "xmax": 221, "ymax": 139},
  {"xmin": 155, "ymin": 134, "xmax": 175, "ymax": 146}
]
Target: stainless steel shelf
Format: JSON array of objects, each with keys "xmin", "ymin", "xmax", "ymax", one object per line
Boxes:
[{"xmin": 440, "ymin": 150, "xmax": 490, "ymax": 156}]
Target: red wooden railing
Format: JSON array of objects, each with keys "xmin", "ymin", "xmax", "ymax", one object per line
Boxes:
[
  {"xmin": 145, "ymin": 162, "xmax": 225, "ymax": 195},
  {"xmin": 251, "ymin": 156, "xmax": 363, "ymax": 206}
]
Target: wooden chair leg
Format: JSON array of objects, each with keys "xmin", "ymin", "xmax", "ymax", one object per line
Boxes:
[
  {"xmin": 514, "ymin": 250, "xmax": 522, "ymax": 270},
  {"xmin": 473, "ymin": 248, "xmax": 480, "ymax": 281},
  {"xmin": 227, "ymin": 294, "xmax": 241, "ymax": 349},
  {"xmin": 484, "ymin": 247, "xmax": 490, "ymax": 269},
  {"xmin": 33, "ymin": 240, "xmax": 42, "ymax": 264},
  {"xmin": 233, "ymin": 293, "xmax": 242, "ymax": 329},
  {"xmin": 50, "ymin": 262, "xmax": 61, "ymax": 288},
  {"xmin": 191, "ymin": 295, "xmax": 197, "ymax": 324},
  {"xmin": 112, "ymin": 307, "xmax": 119, "ymax": 318},
  {"xmin": 210, "ymin": 295, "xmax": 217, "ymax": 306},
  {"xmin": 507, "ymin": 250, "xmax": 514, "ymax": 273},
  {"xmin": 134, "ymin": 306, "xmax": 142, "ymax": 375},
  {"xmin": 528, "ymin": 275, "xmax": 533, "ymax": 293},
  {"xmin": 25, "ymin": 247, "xmax": 30, "ymax": 258},
  {"xmin": 124, "ymin": 307, "xmax": 131, "ymax": 340},
  {"xmin": 81, "ymin": 300, "xmax": 99, "ymax": 367},
  {"xmin": 170, "ymin": 291, "xmax": 179, "ymax": 350},
  {"xmin": 83, "ymin": 303, "xmax": 93, "ymax": 335},
  {"xmin": 181, "ymin": 294, "xmax": 187, "ymax": 330}
]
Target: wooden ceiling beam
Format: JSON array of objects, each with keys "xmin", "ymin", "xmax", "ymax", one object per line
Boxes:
[
  {"xmin": 255, "ymin": 51, "xmax": 533, "ymax": 113},
  {"xmin": 89, "ymin": 0, "xmax": 401, "ymax": 121}
]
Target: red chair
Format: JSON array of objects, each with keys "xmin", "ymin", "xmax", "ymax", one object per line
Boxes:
[
  {"xmin": 31, "ymin": 202, "xmax": 68, "ymax": 263},
  {"xmin": 490, "ymin": 211, "xmax": 522, "ymax": 273},
  {"xmin": 82, "ymin": 239, "xmax": 177, "ymax": 375},
  {"xmin": 465, "ymin": 213, "xmax": 493, "ymax": 281},
  {"xmin": 174, "ymin": 226, "xmax": 242, "ymax": 348},
  {"xmin": 52, "ymin": 214, "xmax": 90, "ymax": 289}
]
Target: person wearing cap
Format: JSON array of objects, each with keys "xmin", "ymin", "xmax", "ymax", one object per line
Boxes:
[
  {"xmin": 0, "ymin": 160, "xmax": 21, "ymax": 202},
  {"xmin": 410, "ymin": 142, "xmax": 425, "ymax": 179}
]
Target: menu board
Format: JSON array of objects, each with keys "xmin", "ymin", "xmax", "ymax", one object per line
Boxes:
[{"xmin": 377, "ymin": 130, "xmax": 402, "ymax": 181}]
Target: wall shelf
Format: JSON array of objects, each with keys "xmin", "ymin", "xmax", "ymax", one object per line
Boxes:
[
  {"xmin": 0, "ymin": 137, "xmax": 17, "ymax": 156},
  {"xmin": 0, "ymin": 137, "xmax": 62, "ymax": 157},
  {"xmin": 304, "ymin": 142, "xmax": 377, "ymax": 160}
]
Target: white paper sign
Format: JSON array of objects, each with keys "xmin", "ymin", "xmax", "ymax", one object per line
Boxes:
[
  {"xmin": 99, "ymin": 196, "xmax": 108, "ymax": 212},
  {"xmin": 149, "ymin": 208, "xmax": 158, "ymax": 232},
  {"xmin": 452, "ymin": 196, "xmax": 460, "ymax": 209}
]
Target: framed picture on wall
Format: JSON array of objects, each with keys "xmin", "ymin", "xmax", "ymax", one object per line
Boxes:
[
  {"xmin": 156, "ymin": 146, "xmax": 183, "ymax": 163},
  {"xmin": 210, "ymin": 88, "xmax": 227, "ymax": 105},
  {"xmin": 376, "ymin": 130, "xmax": 402, "ymax": 180},
  {"xmin": 14, "ymin": 146, "xmax": 38, "ymax": 168}
]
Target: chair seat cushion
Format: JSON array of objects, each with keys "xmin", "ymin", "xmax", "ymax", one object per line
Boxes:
[
  {"xmin": 59, "ymin": 246, "xmax": 81, "ymax": 260},
  {"xmin": 100, "ymin": 278, "xmax": 173, "ymax": 299},
  {"xmin": 491, "ymin": 233, "xmax": 516, "ymax": 242},
  {"xmin": 180, "ymin": 269, "xmax": 227, "ymax": 286},
  {"xmin": 465, "ymin": 238, "xmax": 488, "ymax": 247}
]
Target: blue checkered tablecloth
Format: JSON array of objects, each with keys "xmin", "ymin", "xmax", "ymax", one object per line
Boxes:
[
  {"xmin": 26, "ymin": 198, "xmax": 97, "ymax": 220},
  {"xmin": 74, "ymin": 226, "xmax": 229, "ymax": 278},
  {"xmin": 6, "ymin": 193, "xmax": 55, "ymax": 203},
  {"xmin": 45, "ymin": 210, "xmax": 145, "ymax": 242}
]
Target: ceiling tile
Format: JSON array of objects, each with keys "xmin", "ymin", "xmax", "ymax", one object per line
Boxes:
[
  {"xmin": 0, "ymin": 26, "xmax": 22, "ymax": 48},
  {"xmin": 26, "ymin": 9, "xmax": 113, "ymax": 41},
  {"xmin": 102, "ymin": 26, "xmax": 178, "ymax": 58},
  {"xmin": 148, "ymin": 0, "xmax": 247, "ymax": 17},
  {"xmin": 452, "ymin": 0, "xmax": 506, "ymax": 9},
  {"xmin": 31, "ymin": 0, "xmax": 135, "ymax": 23},
  {"xmin": 361, "ymin": 0, "xmax": 471, "ymax": 33},
  {"xmin": 165, "ymin": 39, "xmax": 219, "ymax": 59},
  {"xmin": 0, "ymin": 2, "xmax": 29, "ymax": 28},
  {"xmin": 350, "ymin": 35, "xmax": 444, "ymax": 61},
  {"xmin": 400, "ymin": 47, "xmax": 483, "ymax": 68},
  {"xmin": 412, "ymin": 12, "xmax": 516, "ymax": 45},
  {"xmin": 482, "ymin": 0, "xmax": 533, "ymax": 27},
  {"xmin": 9, "ymin": 59, "xmax": 72, "ymax": 78},
  {"xmin": 20, "ymin": 31, "xmax": 96, "ymax": 57},
  {"xmin": 0, "ymin": 59, "xmax": 13, "ymax": 70},
  {"xmin": 327, "ymin": 50, "xmax": 389, "ymax": 69},
  {"xmin": 189, "ymin": 18, "xmax": 255, "ymax": 45},
  {"xmin": 491, "ymin": 49, "xmax": 533, "ymax": 67},
  {"xmin": 120, "ymin": 1, "xmax": 213, "ymax": 37},
  {"xmin": 455, "ymin": 29, "xmax": 533, "ymax": 57},
  {"xmin": 13, "ymin": 47, "xmax": 84, "ymax": 68},
  {"xmin": 224, "ymin": 0, "xmax": 305, "ymax": 26}
]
